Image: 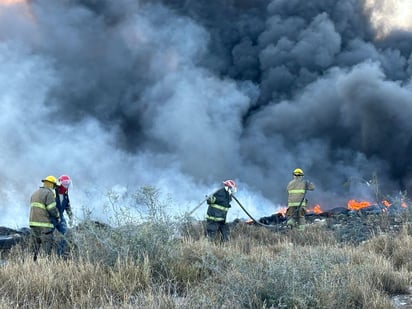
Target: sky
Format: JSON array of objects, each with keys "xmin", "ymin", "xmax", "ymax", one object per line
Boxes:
[{"xmin": 0, "ymin": 0, "xmax": 412, "ymax": 228}]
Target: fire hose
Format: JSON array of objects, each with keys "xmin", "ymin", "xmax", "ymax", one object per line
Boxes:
[
  {"xmin": 186, "ymin": 189, "xmax": 220, "ymax": 216},
  {"xmin": 188, "ymin": 192, "xmax": 279, "ymax": 229},
  {"xmin": 231, "ymin": 195, "xmax": 278, "ymax": 229},
  {"xmin": 187, "ymin": 198, "xmax": 207, "ymax": 216}
]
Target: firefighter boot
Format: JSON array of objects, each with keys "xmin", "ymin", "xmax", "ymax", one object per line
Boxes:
[
  {"xmin": 286, "ymin": 218, "xmax": 296, "ymax": 228},
  {"xmin": 297, "ymin": 216, "xmax": 306, "ymax": 230}
]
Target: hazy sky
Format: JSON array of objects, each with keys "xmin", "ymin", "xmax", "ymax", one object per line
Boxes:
[{"xmin": 0, "ymin": 0, "xmax": 412, "ymax": 227}]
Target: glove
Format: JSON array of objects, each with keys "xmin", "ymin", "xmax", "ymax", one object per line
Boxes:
[{"xmin": 207, "ymin": 196, "xmax": 216, "ymax": 204}]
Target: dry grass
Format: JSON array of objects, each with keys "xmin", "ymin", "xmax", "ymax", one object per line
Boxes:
[
  {"xmin": 1, "ymin": 188, "xmax": 412, "ymax": 308},
  {"xmin": 362, "ymin": 226, "xmax": 412, "ymax": 271},
  {"xmin": 1, "ymin": 222, "xmax": 410, "ymax": 308}
]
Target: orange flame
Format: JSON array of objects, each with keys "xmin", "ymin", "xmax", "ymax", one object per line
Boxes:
[
  {"xmin": 307, "ymin": 204, "xmax": 322, "ymax": 214},
  {"xmin": 347, "ymin": 199, "xmax": 372, "ymax": 211},
  {"xmin": 382, "ymin": 200, "xmax": 391, "ymax": 207},
  {"xmin": 277, "ymin": 207, "xmax": 287, "ymax": 216},
  {"xmin": 274, "ymin": 198, "xmax": 408, "ymax": 217}
]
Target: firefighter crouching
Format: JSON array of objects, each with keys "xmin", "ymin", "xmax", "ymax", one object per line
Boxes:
[
  {"xmin": 206, "ymin": 180, "xmax": 237, "ymax": 242},
  {"xmin": 286, "ymin": 168, "xmax": 315, "ymax": 229},
  {"xmin": 29, "ymin": 175, "xmax": 61, "ymax": 261}
]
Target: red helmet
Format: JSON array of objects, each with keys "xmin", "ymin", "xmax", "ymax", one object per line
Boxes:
[
  {"xmin": 223, "ymin": 180, "xmax": 237, "ymax": 190},
  {"xmin": 59, "ymin": 175, "xmax": 71, "ymax": 189}
]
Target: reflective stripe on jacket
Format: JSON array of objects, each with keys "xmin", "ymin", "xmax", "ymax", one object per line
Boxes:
[
  {"xmin": 206, "ymin": 187, "xmax": 231, "ymax": 222},
  {"xmin": 29, "ymin": 186, "xmax": 59, "ymax": 228},
  {"xmin": 287, "ymin": 177, "xmax": 315, "ymax": 207}
]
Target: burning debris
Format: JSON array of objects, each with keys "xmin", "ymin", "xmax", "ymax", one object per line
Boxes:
[
  {"xmin": 238, "ymin": 192, "xmax": 411, "ymax": 244},
  {"xmin": 245, "ymin": 187, "xmax": 410, "ymax": 224}
]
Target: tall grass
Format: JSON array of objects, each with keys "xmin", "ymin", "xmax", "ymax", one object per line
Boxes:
[{"xmin": 1, "ymin": 187, "xmax": 412, "ymax": 308}]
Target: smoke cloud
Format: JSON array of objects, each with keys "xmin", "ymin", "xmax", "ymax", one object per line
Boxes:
[{"xmin": 0, "ymin": 0, "xmax": 412, "ymax": 227}]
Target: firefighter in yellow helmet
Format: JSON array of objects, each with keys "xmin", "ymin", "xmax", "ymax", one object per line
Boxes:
[
  {"xmin": 286, "ymin": 168, "xmax": 315, "ymax": 229},
  {"xmin": 29, "ymin": 175, "xmax": 61, "ymax": 261}
]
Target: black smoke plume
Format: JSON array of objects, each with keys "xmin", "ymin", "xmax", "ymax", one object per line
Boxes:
[{"xmin": 0, "ymin": 0, "xmax": 411, "ymax": 226}]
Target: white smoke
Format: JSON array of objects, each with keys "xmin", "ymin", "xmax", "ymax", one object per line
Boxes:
[{"xmin": 0, "ymin": 1, "xmax": 271, "ymax": 227}]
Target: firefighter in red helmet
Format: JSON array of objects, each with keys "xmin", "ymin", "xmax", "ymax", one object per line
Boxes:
[
  {"xmin": 205, "ymin": 180, "xmax": 237, "ymax": 242},
  {"xmin": 53, "ymin": 174, "xmax": 73, "ymax": 257},
  {"xmin": 286, "ymin": 168, "xmax": 315, "ymax": 230}
]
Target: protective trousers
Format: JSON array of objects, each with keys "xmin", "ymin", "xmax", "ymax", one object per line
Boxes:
[
  {"xmin": 206, "ymin": 220, "xmax": 230, "ymax": 242},
  {"xmin": 286, "ymin": 206, "xmax": 306, "ymax": 228},
  {"xmin": 55, "ymin": 218, "xmax": 69, "ymax": 257},
  {"xmin": 30, "ymin": 227, "xmax": 54, "ymax": 261}
]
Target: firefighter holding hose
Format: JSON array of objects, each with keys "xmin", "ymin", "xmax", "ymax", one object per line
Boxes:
[
  {"xmin": 286, "ymin": 168, "xmax": 315, "ymax": 230},
  {"xmin": 205, "ymin": 180, "xmax": 237, "ymax": 242}
]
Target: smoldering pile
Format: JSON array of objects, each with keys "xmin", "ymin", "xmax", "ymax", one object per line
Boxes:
[{"xmin": 239, "ymin": 192, "xmax": 411, "ymax": 244}]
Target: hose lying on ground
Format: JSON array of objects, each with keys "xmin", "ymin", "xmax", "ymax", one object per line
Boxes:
[{"xmin": 231, "ymin": 195, "xmax": 280, "ymax": 229}]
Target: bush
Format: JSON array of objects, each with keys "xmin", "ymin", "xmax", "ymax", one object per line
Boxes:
[{"xmin": 1, "ymin": 186, "xmax": 411, "ymax": 308}]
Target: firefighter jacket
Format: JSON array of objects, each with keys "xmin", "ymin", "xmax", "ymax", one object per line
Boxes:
[
  {"xmin": 29, "ymin": 186, "xmax": 60, "ymax": 229},
  {"xmin": 206, "ymin": 187, "xmax": 232, "ymax": 223},
  {"xmin": 287, "ymin": 177, "xmax": 315, "ymax": 207},
  {"xmin": 55, "ymin": 189, "xmax": 72, "ymax": 220}
]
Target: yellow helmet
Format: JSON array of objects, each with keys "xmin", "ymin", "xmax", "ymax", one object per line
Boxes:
[
  {"xmin": 42, "ymin": 175, "xmax": 60, "ymax": 186},
  {"xmin": 293, "ymin": 168, "xmax": 304, "ymax": 176}
]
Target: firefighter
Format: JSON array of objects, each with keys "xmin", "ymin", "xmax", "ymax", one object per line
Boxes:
[
  {"xmin": 53, "ymin": 174, "xmax": 73, "ymax": 257},
  {"xmin": 206, "ymin": 180, "xmax": 237, "ymax": 242},
  {"xmin": 286, "ymin": 168, "xmax": 315, "ymax": 229},
  {"xmin": 29, "ymin": 175, "xmax": 61, "ymax": 261}
]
